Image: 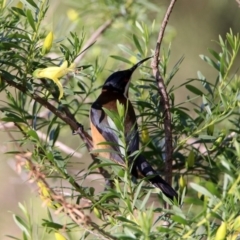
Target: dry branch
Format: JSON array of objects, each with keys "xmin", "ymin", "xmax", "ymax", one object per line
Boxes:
[{"xmin": 151, "ymin": 0, "xmax": 178, "ymax": 187}]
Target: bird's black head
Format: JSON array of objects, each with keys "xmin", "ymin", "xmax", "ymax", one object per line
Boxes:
[{"xmin": 102, "ymin": 56, "xmax": 151, "ymax": 96}]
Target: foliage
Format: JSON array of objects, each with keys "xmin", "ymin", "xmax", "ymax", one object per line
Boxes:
[{"xmin": 0, "ymin": 0, "xmax": 240, "ymax": 240}]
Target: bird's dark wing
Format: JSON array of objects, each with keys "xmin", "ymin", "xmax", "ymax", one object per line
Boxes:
[{"xmin": 132, "ymin": 154, "xmax": 178, "ymax": 200}]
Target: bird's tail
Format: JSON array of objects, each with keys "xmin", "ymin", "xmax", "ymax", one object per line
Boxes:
[{"xmin": 132, "ymin": 155, "xmax": 178, "ymax": 201}]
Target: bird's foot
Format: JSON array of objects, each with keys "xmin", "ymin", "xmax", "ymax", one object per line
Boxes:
[{"xmin": 72, "ymin": 122, "xmax": 84, "ymax": 135}]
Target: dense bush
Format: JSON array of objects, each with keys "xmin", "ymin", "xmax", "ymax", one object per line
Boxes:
[{"xmin": 1, "ymin": 0, "xmax": 240, "ymax": 239}]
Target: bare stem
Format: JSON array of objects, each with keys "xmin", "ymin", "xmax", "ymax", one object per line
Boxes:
[{"xmin": 151, "ymin": 0, "xmax": 178, "ymax": 187}]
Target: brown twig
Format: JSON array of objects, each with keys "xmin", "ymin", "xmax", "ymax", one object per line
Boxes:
[
  {"xmin": 2, "ymin": 76, "xmax": 114, "ymax": 187},
  {"xmin": 17, "ymin": 153, "xmax": 115, "ymax": 240},
  {"xmin": 151, "ymin": 0, "xmax": 178, "ymax": 186},
  {"xmin": 2, "ymin": 77, "xmax": 93, "ymax": 149},
  {"xmin": 0, "ymin": 122, "xmax": 83, "ymax": 158},
  {"xmin": 236, "ymin": 0, "xmax": 240, "ymax": 7}
]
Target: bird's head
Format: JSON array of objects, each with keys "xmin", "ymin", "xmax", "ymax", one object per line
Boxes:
[{"xmin": 102, "ymin": 56, "xmax": 151, "ymax": 97}]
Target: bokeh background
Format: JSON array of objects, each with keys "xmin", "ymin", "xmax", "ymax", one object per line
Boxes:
[{"xmin": 0, "ymin": 0, "xmax": 240, "ymax": 238}]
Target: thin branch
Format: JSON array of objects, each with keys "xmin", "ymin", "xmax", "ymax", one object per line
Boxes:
[
  {"xmin": 236, "ymin": 0, "xmax": 240, "ymax": 7},
  {"xmin": 2, "ymin": 77, "xmax": 93, "ymax": 150},
  {"xmin": 2, "ymin": 77, "xmax": 114, "ymax": 187},
  {"xmin": 17, "ymin": 153, "xmax": 115, "ymax": 240},
  {"xmin": 0, "ymin": 122, "xmax": 83, "ymax": 158},
  {"xmin": 151, "ymin": 0, "xmax": 178, "ymax": 187}
]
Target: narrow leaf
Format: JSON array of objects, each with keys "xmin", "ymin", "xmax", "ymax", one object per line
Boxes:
[
  {"xmin": 186, "ymin": 84, "xmax": 203, "ymax": 96},
  {"xmin": 199, "ymin": 54, "xmax": 219, "ymax": 71},
  {"xmin": 110, "ymin": 55, "xmax": 132, "ymax": 64},
  {"xmin": 26, "ymin": 9, "xmax": 36, "ymax": 31},
  {"xmin": 13, "ymin": 215, "xmax": 30, "ymax": 237},
  {"xmin": 190, "ymin": 182, "xmax": 213, "ymax": 198},
  {"xmin": 133, "ymin": 34, "xmax": 143, "ymax": 55}
]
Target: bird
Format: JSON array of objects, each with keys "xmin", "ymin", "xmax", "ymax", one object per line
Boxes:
[{"xmin": 90, "ymin": 57, "xmax": 178, "ymax": 201}]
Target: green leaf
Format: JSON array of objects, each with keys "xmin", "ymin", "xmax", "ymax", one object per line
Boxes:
[
  {"xmin": 133, "ymin": 34, "xmax": 143, "ymax": 55},
  {"xmin": 197, "ymin": 71, "xmax": 213, "ymax": 96},
  {"xmin": 199, "ymin": 54, "xmax": 219, "ymax": 71},
  {"xmin": 208, "ymin": 48, "xmax": 220, "ymax": 61},
  {"xmin": 89, "ymin": 162, "xmax": 119, "ymax": 170},
  {"xmin": 26, "ymin": 9, "xmax": 36, "ymax": 31},
  {"xmin": 49, "ymin": 125, "xmax": 60, "ymax": 147},
  {"xmin": 23, "ymin": 231, "xmax": 28, "ymax": 240},
  {"xmin": 42, "ymin": 220, "xmax": 64, "ymax": 230},
  {"xmin": 186, "ymin": 84, "xmax": 204, "ymax": 96},
  {"xmin": 27, "ymin": 129, "xmax": 39, "ymax": 141},
  {"xmin": 18, "ymin": 203, "xmax": 29, "ymax": 219},
  {"xmin": 135, "ymin": 21, "xmax": 144, "ymax": 33},
  {"xmin": 190, "ymin": 182, "xmax": 213, "ymax": 198},
  {"xmin": 171, "ymin": 215, "xmax": 188, "ymax": 225},
  {"xmin": 47, "ymin": 209, "xmax": 53, "ymax": 222},
  {"xmin": 21, "ymin": 0, "xmax": 38, "ymax": 9},
  {"xmin": 1, "ymin": 114, "xmax": 24, "ymax": 123},
  {"xmin": 13, "ymin": 214, "xmax": 30, "ymax": 237},
  {"xmin": 11, "ymin": 7, "xmax": 26, "ymax": 16},
  {"xmin": 202, "ymin": 95, "xmax": 212, "ymax": 116},
  {"xmin": 5, "ymin": 236, "xmax": 21, "ymax": 240},
  {"xmin": 132, "ymin": 181, "xmax": 145, "ymax": 208},
  {"xmin": 118, "ymin": 44, "xmax": 136, "ymax": 57},
  {"xmin": 116, "ymin": 100, "xmax": 125, "ymax": 118},
  {"xmin": 0, "ymin": 42, "xmax": 27, "ymax": 51},
  {"xmin": 110, "ymin": 55, "xmax": 133, "ymax": 64},
  {"xmin": 140, "ymin": 188, "xmax": 152, "ymax": 210},
  {"xmin": 184, "ymin": 197, "xmax": 204, "ymax": 205}
]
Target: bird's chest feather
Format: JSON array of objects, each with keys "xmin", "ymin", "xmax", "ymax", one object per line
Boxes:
[{"xmin": 90, "ymin": 92, "xmax": 138, "ymax": 153}]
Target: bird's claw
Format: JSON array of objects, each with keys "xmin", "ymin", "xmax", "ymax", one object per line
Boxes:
[{"xmin": 72, "ymin": 123, "xmax": 84, "ymax": 135}]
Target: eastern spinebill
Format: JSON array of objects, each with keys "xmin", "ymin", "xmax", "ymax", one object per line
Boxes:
[{"xmin": 90, "ymin": 57, "xmax": 178, "ymax": 201}]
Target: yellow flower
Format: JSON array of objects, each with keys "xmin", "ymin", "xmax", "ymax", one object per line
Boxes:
[
  {"xmin": 42, "ymin": 31, "xmax": 54, "ymax": 55},
  {"xmin": 179, "ymin": 175, "xmax": 187, "ymax": 190},
  {"xmin": 37, "ymin": 181, "xmax": 60, "ymax": 209},
  {"xmin": 16, "ymin": 1, "xmax": 23, "ymax": 9},
  {"xmin": 67, "ymin": 9, "xmax": 79, "ymax": 22},
  {"xmin": 37, "ymin": 181, "xmax": 50, "ymax": 198},
  {"xmin": 33, "ymin": 61, "xmax": 76, "ymax": 100},
  {"xmin": 1, "ymin": 0, "xmax": 6, "ymax": 9},
  {"xmin": 215, "ymin": 222, "xmax": 227, "ymax": 240},
  {"xmin": 54, "ymin": 232, "xmax": 67, "ymax": 240}
]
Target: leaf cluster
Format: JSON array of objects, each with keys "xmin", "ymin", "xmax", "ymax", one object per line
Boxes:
[{"xmin": 1, "ymin": 1, "xmax": 240, "ymax": 240}]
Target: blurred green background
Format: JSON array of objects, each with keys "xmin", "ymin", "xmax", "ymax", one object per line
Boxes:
[{"xmin": 0, "ymin": 0, "xmax": 239, "ymax": 238}]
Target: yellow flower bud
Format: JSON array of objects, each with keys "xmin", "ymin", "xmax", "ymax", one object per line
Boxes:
[
  {"xmin": 93, "ymin": 207, "xmax": 101, "ymax": 219},
  {"xmin": 233, "ymin": 216, "xmax": 240, "ymax": 231},
  {"xmin": 179, "ymin": 175, "xmax": 187, "ymax": 190},
  {"xmin": 54, "ymin": 232, "xmax": 67, "ymax": 240},
  {"xmin": 141, "ymin": 126, "xmax": 149, "ymax": 143},
  {"xmin": 42, "ymin": 31, "xmax": 54, "ymax": 55},
  {"xmin": 129, "ymin": 56, "xmax": 138, "ymax": 64},
  {"xmin": 215, "ymin": 222, "xmax": 227, "ymax": 240},
  {"xmin": 209, "ymin": 130, "xmax": 226, "ymax": 151},
  {"xmin": 186, "ymin": 149, "xmax": 195, "ymax": 168},
  {"xmin": 67, "ymin": 9, "xmax": 79, "ymax": 22},
  {"xmin": 16, "ymin": 1, "xmax": 23, "ymax": 9},
  {"xmin": 207, "ymin": 123, "xmax": 214, "ymax": 136},
  {"xmin": 1, "ymin": 0, "xmax": 6, "ymax": 9},
  {"xmin": 37, "ymin": 181, "xmax": 50, "ymax": 198},
  {"xmin": 37, "ymin": 181, "xmax": 60, "ymax": 209},
  {"xmin": 228, "ymin": 233, "xmax": 238, "ymax": 240}
]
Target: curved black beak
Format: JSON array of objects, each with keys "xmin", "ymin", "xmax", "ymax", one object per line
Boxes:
[{"xmin": 130, "ymin": 56, "xmax": 152, "ymax": 72}]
